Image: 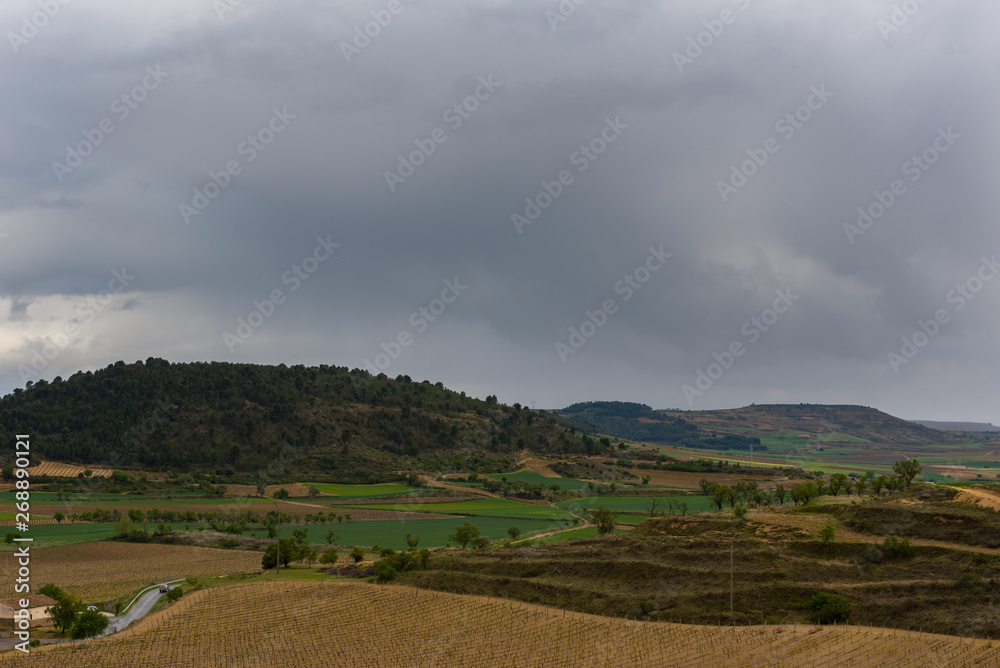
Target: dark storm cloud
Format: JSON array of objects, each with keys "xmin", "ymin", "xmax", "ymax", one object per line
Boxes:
[{"xmin": 0, "ymin": 0, "xmax": 997, "ymax": 424}]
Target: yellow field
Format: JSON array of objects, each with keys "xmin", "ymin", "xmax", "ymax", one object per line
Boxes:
[
  {"xmin": 4, "ymin": 579, "xmax": 999, "ymax": 666},
  {"xmin": 0, "ymin": 543, "xmax": 261, "ymax": 603},
  {"xmin": 27, "ymin": 462, "xmax": 114, "ymax": 478}
]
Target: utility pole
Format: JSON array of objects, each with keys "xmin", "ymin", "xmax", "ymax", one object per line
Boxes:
[
  {"xmin": 730, "ymin": 538, "xmax": 734, "ymax": 613},
  {"xmin": 749, "ymin": 442, "xmax": 754, "ymax": 468},
  {"xmin": 274, "ymin": 501, "xmax": 281, "ymax": 576}
]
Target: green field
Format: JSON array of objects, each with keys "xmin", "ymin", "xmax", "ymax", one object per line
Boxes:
[
  {"xmin": 556, "ymin": 495, "xmax": 714, "ymax": 516},
  {"xmin": 304, "ymin": 483, "xmax": 418, "ymax": 498},
  {"xmin": 274, "ymin": 518, "xmax": 568, "ymax": 549},
  {"xmin": 483, "ymin": 471, "xmax": 593, "ymax": 491},
  {"xmin": 0, "ymin": 522, "xmax": 187, "ymax": 549},
  {"xmin": 345, "ymin": 498, "xmax": 574, "ymax": 521}
]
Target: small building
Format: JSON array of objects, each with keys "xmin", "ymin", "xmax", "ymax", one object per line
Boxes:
[{"xmin": 0, "ymin": 595, "xmax": 58, "ymax": 628}]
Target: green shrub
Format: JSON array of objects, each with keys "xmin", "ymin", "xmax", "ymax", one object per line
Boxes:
[
  {"xmin": 166, "ymin": 587, "xmax": 183, "ymax": 602},
  {"xmin": 883, "ymin": 535, "xmax": 913, "ymax": 558},
  {"xmin": 375, "ymin": 561, "xmax": 397, "ymax": 583},
  {"xmin": 804, "ymin": 592, "xmax": 853, "ymax": 624}
]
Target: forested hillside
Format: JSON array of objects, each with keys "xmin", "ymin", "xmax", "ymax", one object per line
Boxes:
[
  {"xmin": 0, "ymin": 359, "xmax": 607, "ymax": 481},
  {"xmin": 557, "ymin": 402, "xmax": 762, "ymax": 451}
]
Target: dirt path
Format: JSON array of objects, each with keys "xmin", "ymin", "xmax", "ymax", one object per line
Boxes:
[{"xmin": 953, "ymin": 485, "xmax": 1000, "ymax": 510}]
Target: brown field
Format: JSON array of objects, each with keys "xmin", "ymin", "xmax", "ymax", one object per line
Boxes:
[
  {"xmin": 225, "ymin": 483, "xmax": 318, "ymax": 497},
  {"xmin": 4, "ymin": 579, "xmax": 999, "ymax": 666},
  {"xmin": 0, "ymin": 543, "xmax": 261, "ymax": 603},
  {"xmin": 628, "ymin": 468, "xmax": 787, "ymax": 490},
  {"xmin": 27, "ymin": 462, "xmax": 114, "ymax": 478}
]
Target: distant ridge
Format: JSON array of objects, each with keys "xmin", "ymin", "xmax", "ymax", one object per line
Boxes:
[{"xmin": 915, "ymin": 420, "xmax": 999, "ymax": 433}]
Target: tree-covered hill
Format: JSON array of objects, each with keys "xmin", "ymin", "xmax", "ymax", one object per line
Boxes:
[
  {"xmin": 0, "ymin": 359, "xmax": 608, "ymax": 481},
  {"xmin": 556, "ymin": 402, "xmax": 761, "ymax": 451}
]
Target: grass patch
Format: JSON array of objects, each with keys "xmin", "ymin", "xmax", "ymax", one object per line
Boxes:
[
  {"xmin": 344, "ymin": 498, "xmax": 574, "ymax": 521},
  {"xmin": 303, "ymin": 483, "xmax": 419, "ymax": 498}
]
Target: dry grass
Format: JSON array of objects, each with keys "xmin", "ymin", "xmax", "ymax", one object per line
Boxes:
[
  {"xmin": 4, "ymin": 579, "xmax": 999, "ymax": 666},
  {"xmin": 0, "ymin": 543, "xmax": 261, "ymax": 603}
]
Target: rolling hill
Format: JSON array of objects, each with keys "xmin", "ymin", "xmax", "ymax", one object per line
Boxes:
[
  {"xmin": 556, "ymin": 402, "xmax": 967, "ymax": 448},
  {"xmin": 0, "ymin": 359, "xmax": 611, "ymax": 481}
]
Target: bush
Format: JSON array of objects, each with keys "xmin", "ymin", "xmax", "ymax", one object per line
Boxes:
[
  {"xmin": 70, "ymin": 609, "xmax": 109, "ymax": 639},
  {"xmin": 320, "ymin": 547, "xmax": 338, "ymax": 564},
  {"xmin": 350, "ymin": 546, "xmax": 365, "ymax": 563},
  {"xmin": 375, "ymin": 561, "xmax": 397, "ymax": 583},
  {"xmin": 470, "ymin": 535, "xmax": 491, "ymax": 549},
  {"xmin": 804, "ymin": 592, "xmax": 853, "ymax": 624},
  {"xmin": 883, "ymin": 535, "xmax": 914, "ymax": 558},
  {"xmin": 166, "ymin": 587, "xmax": 183, "ymax": 602}
]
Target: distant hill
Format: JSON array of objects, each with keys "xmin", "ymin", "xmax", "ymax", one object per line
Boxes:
[
  {"xmin": 0, "ymin": 359, "xmax": 610, "ymax": 481},
  {"xmin": 915, "ymin": 420, "xmax": 999, "ymax": 433},
  {"xmin": 555, "ymin": 402, "xmax": 965, "ymax": 448},
  {"xmin": 556, "ymin": 402, "xmax": 761, "ymax": 451}
]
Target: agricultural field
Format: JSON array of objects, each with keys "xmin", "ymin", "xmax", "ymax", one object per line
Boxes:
[
  {"xmin": 483, "ymin": 470, "xmax": 593, "ymax": 491},
  {"xmin": 556, "ymin": 495, "xmax": 714, "ymax": 517},
  {"xmin": 27, "ymin": 461, "xmax": 114, "ymax": 478},
  {"xmin": 274, "ymin": 517, "xmax": 568, "ymax": 549},
  {"xmin": 0, "ymin": 542, "xmax": 261, "ymax": 603},
  {"xmin": 345, "ymin": 498, "xmax": 575, "ymax": 521},
  {"xmin": 4, "ymin": 579, "xmax": 997, "ymax": 666},
  {"xmin": 303, "ymin": 483, "xmax": 419, "ymax": 498}
]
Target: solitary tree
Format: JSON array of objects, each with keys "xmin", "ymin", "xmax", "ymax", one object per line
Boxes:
[
  {"xmin": 871, "ymin": 475, "xmax": 887, "ymax": 498},
  {"xmin": 854, "ymin": 477, "xmax": 868, "ymax": 497},
  {"xmin": 819, "ymin": 524, "xmax": 836, "ymax": 544},
  {"xmin": 320, "ymin": 547, "xmax": 338, "ymax": 564},
  {"xmin": 772, "ymin": 483, "xmax": 788, "ymax": 505},
  {"xmin": 647, "ymin": 498, "xmax": 662, "ymax": 517},
  {"xmin": 71, "ymin": 609, "xmax": 109, "ymax": 639},
  {"xmin": 711, "ymin": 485, "xmax": 729, "ymax": 512},
  {"xmin": 507, "ymin": 526, "xmax": 521, "ymax": 540},
  {"xmin": 829, "ymin": 474, "xmax": 848, "ymax": 496},
  {"xmin": 893, "ymin": 459, "xmax": 922, "ymax": 486},
  {"xmin": 591, "ymin": 505, "xmax": 619, "ymax": 535},
  {"xmin": 449, "ymin": 521, "xmax": 481, "ymax": 548},
  {"xmin": 53, "ymin": 511, "xmax": 65, "ymax": 524},
  {"xmin": 350, "ymin": 546, "xmax": 366, "ymax": 563}
]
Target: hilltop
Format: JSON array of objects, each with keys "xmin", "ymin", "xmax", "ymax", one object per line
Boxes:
[{"xmin": 0, "ymin": 359, "xmax": 610, "ymax": 481}]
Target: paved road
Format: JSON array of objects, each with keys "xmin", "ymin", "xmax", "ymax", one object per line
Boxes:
[{"xmin": 98, "ymin": 585, "xmax": 172, "ymax": 637}]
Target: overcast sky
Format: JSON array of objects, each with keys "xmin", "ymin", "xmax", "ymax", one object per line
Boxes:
[{"xmin": 1, "ymin": 0, "xmax": 997, "ymax": 424}]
